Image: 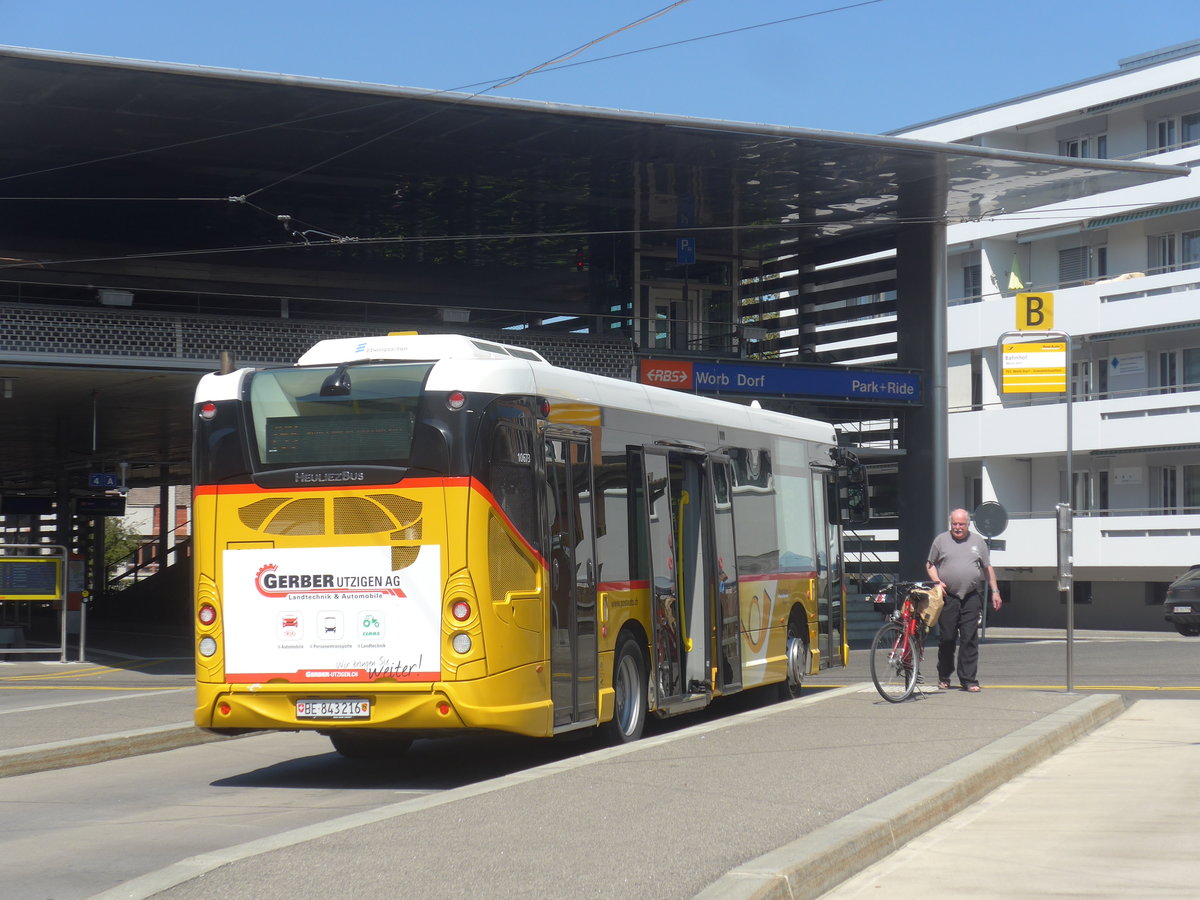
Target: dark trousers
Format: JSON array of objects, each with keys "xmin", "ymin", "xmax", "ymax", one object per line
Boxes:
[{"xmin": 937, "ymin": 591, "xmax": 982, "ymax": 686}]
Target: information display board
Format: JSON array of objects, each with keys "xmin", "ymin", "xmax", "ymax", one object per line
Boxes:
[{"xmin": 0, "ymin": 557, "xmax": 62, "ymax": 600}]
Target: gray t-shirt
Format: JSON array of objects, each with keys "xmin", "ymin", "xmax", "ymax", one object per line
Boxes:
[{"xmin": 927, "ymin": 530, "xmax": 990, "ymax": 598}]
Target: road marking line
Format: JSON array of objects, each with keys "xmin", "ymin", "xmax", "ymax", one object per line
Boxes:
[{"xmin": 0, "ymin": 687, "xmax": 190, "ymax": 714}]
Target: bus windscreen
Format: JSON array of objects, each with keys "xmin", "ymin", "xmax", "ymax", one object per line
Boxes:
[{"xmin": 248, "ymin": 363, "xmax": 432, "ymax": 466}]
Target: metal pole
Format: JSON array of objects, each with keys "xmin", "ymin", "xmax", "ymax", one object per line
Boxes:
[
  {"xmin": 1064, "ymin": 340, "xmax": 1074, "ymax": 694},
  {"xmin": 78, "ymin": 592, "xmax": 88, "ymax": 663},
  {"xmin": 57, "ymin": 545, "xmax": 68, "ymax": 664}
]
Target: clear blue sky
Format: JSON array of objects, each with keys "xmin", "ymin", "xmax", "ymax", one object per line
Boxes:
[{"xmin": 5, "ymin": 0, "xmax": 1199, "ymax": 133}]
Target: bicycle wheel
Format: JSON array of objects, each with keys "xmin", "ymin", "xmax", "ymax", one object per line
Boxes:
[{"xmin": 869, "ymin": 620, "xmax": 918, "ymax": 702}]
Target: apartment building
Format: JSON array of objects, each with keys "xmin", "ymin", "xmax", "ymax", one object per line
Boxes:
[{"xmin": 893, "ymin": 40, "xmax": 1200, "ymax": 629}]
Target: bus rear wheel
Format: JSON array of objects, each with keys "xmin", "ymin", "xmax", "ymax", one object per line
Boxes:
[
  {"xmin": 327, "ymin": 730, "xmax": 413, "ymax": 759},
  {"xmin": 602, "ymin": 634, "xmax": 647, "ymax": 745},
  {"xmin": 777, "ymin": 620, "xmax": 808, "ymax": 701}
]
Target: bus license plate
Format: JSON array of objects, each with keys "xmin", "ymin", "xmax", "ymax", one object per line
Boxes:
[
  {"xmin": 296, "ymin": 699, "xmax": 370, "ymax": 720},
  {"xmin": 1173, "ymin": 606, "xmax": 1192, "ymax": 614}
]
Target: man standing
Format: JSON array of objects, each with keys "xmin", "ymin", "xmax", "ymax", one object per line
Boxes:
[{"xmin": 926, "ymin": 509, "xmax": 1002, "ymax": 692}]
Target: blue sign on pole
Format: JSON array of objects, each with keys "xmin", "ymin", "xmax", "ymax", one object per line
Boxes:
[
  {"xmin": 88, "ymin": 473, "xmax": 118, "ymax": 489},
  {"xmin": 691, "ymin": 362, "xmax": 922, "ymax": 404},
  {"xmin": 677, "ymin": 237, "xmax": 696, "ymax": 266}
]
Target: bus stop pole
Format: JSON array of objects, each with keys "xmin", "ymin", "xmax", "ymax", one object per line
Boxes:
[
  {"xmin": 79, "ymin": 592, "xmax": 88, "ymax": 663},
  {"xmin": 58, "ymin": 545, "xmax": 68, "ymax": 664},
  {"xmin": 1063, "ymin": 339, "xmax": 1074, "ymax": 694}
]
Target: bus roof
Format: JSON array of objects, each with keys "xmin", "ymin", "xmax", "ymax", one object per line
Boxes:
[
  {"xmin": 290, "ymin": 332, "xmax": 837, "ymax": 446},
  {"xmin": 297, "ymin": 333, "xmax": 548, "ymax": 366}
]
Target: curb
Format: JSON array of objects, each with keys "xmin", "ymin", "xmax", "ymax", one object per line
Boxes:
[
  {"xmin": 696, "ymin": 692, "xmax": 1128, "ymax": 900},
  {"xmin": 0, "ymin": 724, "xmax": 229, "ymax": 779}
]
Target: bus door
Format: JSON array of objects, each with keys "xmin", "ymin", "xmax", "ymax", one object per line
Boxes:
[
  {"xmin": 710, "ymin": 456, "xmax": 742, "ymax": 692},
  {"xmin": 814, "ymin": 473, "xmax": 846, "ymax": 669},
  {"xmin": 544, "ymin": 431, "xmax": 599, "ymax": 732},
  {"xmin": 642, "ymin": 447, "xmax": 712, "ymax": 705}
]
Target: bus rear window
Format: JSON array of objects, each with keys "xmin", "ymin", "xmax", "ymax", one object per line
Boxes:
[{"xmin": 247, "ymin": 363, "xmax": 433, "ymax": 466}]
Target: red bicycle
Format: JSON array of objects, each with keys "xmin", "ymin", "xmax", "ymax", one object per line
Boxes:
[{"xmin": 868, "ymin": 581, "xmax": 939, "ymax": 702}]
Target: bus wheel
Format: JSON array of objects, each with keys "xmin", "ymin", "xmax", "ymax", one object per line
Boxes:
[
  {"xmin": 603, "ymin": 634, "xmax": 647, "ymax": 745},
  {"xmin": 778, "ymin": 622, "xmax": 808, "ymax": 701},
  {"xmin": 327, "ymin": 731, "xmax": 412, "ymax": 759}
]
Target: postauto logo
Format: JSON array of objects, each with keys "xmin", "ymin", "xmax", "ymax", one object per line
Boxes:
[{"xmin": 640, "ymin": 359, "xmax": 693, "ymax": 390}]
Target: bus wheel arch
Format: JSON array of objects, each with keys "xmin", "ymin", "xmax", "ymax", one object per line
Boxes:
[
  {"xmin": 778, "ymin": 606, "xmax": 810, "ymax": 701},
  {"xmin": 602, "ymin": 628, "xmax": 648, "ymax": 745}
]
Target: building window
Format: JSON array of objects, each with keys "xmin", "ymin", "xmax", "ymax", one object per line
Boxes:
[
  {"xmin": 1154, "ymin": 117, "xmax": 1178, "ymax": 153},
  {"xmin": 963, "ymin": 264, "xmax": 981, "ymax": 300},
  {"xmin": 971, "ymin": 351, "xmax": 983, "ymax": 411},
  {"xmin": 1059, "ymin": 135, "xmax": 1107, "ymax": 159},
  {"xmin": 1185, "ymin": 112, "xmax": 1200, "ymax": 147},
  {"xmin": 1186, "ymin": 465, "xmax": 1200, "ymax": 512},
  {"xmin": 1183, "ymin": 231, "xmax": 1200, "ymax": 269},
  {"xmin": 1058, "ymin": 246, "xmax": 1090, "ymax": 285},
  {"xmin": 1153, "ymin": 466, "xmax": 1179, "ymax": 513},
  {"xmin": 1062, "ymin": 580, "xmax": 1092, "ymax": 604},
  {"xmin": 1158, "ymin": 347, "xmax": 1200, "ymax": 392},
  {"xmin": 1148, "ymin": 233, "xmax": 1178, "ymax": 274},
  {"xmin": 1146, "ymin": 582, "xmax": 1170, "ymax": 607}
]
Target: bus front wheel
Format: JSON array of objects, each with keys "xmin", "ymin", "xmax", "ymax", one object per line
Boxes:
[{"xmin": 602, "ymin": 634, "xmax": 647, "ymax": 745}]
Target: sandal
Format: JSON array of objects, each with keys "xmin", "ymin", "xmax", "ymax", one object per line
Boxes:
[
  {"xmin": 937, "ymin": 680, "xmax": 951, "ymax": 690},
  {"xmin": 966, "ymin": 684, "xmax": 981, "ymax": 692}
]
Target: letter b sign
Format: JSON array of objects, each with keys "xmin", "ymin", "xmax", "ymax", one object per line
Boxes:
[{"xmin": 1016, "ymin": 292, "xmax": 1054, "ymax": 331}]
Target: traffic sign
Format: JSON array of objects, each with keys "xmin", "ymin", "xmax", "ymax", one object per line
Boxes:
[
  {"xmin": 973, "ymin": 500, "xmax": 1008, "ymax": 537},
  {"xmin": 1001, "ymin": 341, "xmax": 1067, "ymax": 393},
  {"xmin": 676, "ymin": 237, "xmax": 696, "ymax": 266},
  {"xmin": 88, "ymin": 472, "xmax": 119, "ymax": 489},
  {"xmin": 1016, "ymin": 292, "xmax": 1054, "ymax": 330}
]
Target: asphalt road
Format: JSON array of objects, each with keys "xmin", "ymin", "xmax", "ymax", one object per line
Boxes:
[{"xmin": 1, "ymin": 629, "xmax": 1196, "ymax": 899}]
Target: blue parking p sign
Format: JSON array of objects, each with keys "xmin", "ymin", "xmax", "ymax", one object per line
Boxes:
[{"xmin": 677, "ymin": 237, "xmax": 696, "ymax": 265}]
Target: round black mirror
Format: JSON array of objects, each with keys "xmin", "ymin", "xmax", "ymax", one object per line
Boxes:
[{"xmin": 973, "ymin": 500, "xmax": 1008, "ymax": 538}]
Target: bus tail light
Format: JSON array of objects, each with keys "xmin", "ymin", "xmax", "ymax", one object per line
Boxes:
[
  {"xmin": 447, "ymin": 391, "xmax": 466, "ymax": 410},
  {"xmin": 451, "ymin": 600, "xmax": 471, "ymax": 622},
  {"xmin": 198, "ymin": 603, "xmax": 217, "ymax": 626},
  {"xmin": 199, "ymin": 402, "xmax": 217, "ymax": 420},
  {"xmin": 198, "ymin": 636, "xmax": 218, "ymax": 657},
  {"xmin": 451, "ymin": 633, "xmax": 472, "ymax": 654}
]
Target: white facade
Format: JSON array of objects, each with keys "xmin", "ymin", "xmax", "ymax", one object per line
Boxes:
[{"xmin": 896, "ymin": 41, "xmax": 1200, "ymax": 630}]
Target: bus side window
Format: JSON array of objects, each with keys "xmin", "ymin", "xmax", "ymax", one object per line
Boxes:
[{"xmin": 487, "ymin": 422, "xmax": 540, "ymax": 552}]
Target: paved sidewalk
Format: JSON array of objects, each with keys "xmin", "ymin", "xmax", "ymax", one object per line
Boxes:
[{"xmin": 822, "ymin": 697, "xmax": 1200, "ymax": 898}]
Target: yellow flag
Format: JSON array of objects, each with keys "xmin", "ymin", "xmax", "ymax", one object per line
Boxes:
[{"xmin": 1007, "ymin": 253, "xmax": 1024, "ymax": 291}]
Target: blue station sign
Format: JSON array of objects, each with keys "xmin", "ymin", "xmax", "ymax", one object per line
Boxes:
[{"xmin": 640, "ymin": 359, "xmax": 921, "ymax": 405}]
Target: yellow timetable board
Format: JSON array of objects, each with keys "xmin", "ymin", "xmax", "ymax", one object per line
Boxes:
[{"xmin": 1001, "ymin": 342, "xmax": 1067, "ymax": 393}]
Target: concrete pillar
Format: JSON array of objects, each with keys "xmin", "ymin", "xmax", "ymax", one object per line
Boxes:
[{"xmin": 895, "ymin": 165, "xmax": 948, "ymax": 579}]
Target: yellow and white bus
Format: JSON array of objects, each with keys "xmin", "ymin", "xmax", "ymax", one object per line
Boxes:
[{"xmin": 192, "ymin": 333, "xmax": 868, "ymax": 756}]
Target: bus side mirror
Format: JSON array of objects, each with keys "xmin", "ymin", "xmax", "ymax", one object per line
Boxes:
[{"xmin": 839, "ymin": 464, "xmax": 870, "ymax": 526}]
